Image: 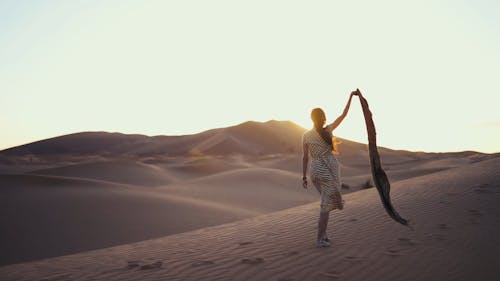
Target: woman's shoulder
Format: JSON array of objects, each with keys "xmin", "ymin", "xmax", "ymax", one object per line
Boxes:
[
  {"xmin": 303, "ymin": 128, "xmax": 314, "ymax": 135},
  {"xmin": 302, "ymin": 129, "xmax": 315, "ymax": 141},
  {"xmin": 324, "ymin": 123, "xmax": 334, "ymax": 133}
]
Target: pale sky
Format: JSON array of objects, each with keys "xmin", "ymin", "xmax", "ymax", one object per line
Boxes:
[{"xmin": 1, "ymin": 0, "xmax": 499, "ymax": 153}]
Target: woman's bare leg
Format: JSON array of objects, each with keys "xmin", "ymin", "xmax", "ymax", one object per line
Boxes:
[{"xmin": 317, "ymin": 211, "xmax": 330, "ymax": 241}]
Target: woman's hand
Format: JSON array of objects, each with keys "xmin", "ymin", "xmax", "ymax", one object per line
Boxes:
[{"xmin": 353, "ymin": 88, "xmax": 363, "ymax": 98}]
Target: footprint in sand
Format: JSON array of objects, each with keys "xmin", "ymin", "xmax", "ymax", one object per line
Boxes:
[
  {"xmin": 427, "ymin": 233, "xmax": 446, "ymax": 242},
  {"xmin": 277, "ymin": 278, "xmax": 294, "ymax": 281},
  {"xmin": 320, "ymin": 270, "xmax": 340, "ymax": 279},
  {"xmin": 238, "ymin": 241, "xmax": 253, "ymax": 246},
  {"xmin": 473, "ymin": 183, "xmax": 499, "ymax": 194},
  {"xmin": 398, "ymin": 237, "xmax": 418, "ymax": 246},
  {"xmin": 474, "ymin": 189, "xmax": 493, "ymax": 194},
  {"xmin": 343, "ymin": 256, "xmax": 364, "ymax": 262},
  {"xmin": 191, "ymin": 260, "xmax": 215, "ymax": 267},
  {"xmin": 126, "ymin": 261, "xmax": 141, "ymax": 269},
  {"xmin": 285, "ymin": 251, "xmax": 299, "ymax": 256},
  {"xmin": 39, "ymin": 274, "xmax": 72, "ymax": 281},
  {"xmin": 466, "ymin": 210, "xmax": 482, "ymax": 225},
  {"xmin": 385, "ymin": 248, "xmax": 401, "ymax": 257},
  {"xmin": 467, "ymin": 209, "xmax": 483, "ymax": 217},
  {"xmin": 241, "ymin": 257, "xmax": 264, "ymax": 265},
  {"xmin": 386, "ymin": 238, "xmax": 417, "ymax": 256},
  {"xmin": 437, "ymin": 223, "xmax": 451, "ymax": 230},
  {"xmin": 348, "ymin": 218, "xmax": 358, "ymax": 222},
  {"xmin": 140, "ymin": 261, "xmax": 163, "ymax": 270}
]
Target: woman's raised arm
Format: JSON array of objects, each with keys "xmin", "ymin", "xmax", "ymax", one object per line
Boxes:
[{"xmin": 327, "ymin": 90, "xmax": 359, "ymax": 132}]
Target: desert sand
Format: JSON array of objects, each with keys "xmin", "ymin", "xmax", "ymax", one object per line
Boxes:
[
  {"xmin": 0, "ymin": 156, "xmax": 498, "ymax": 281},
  {"xmin": 0, "ymin": 120, "xmax": 499, "ymax": 280}
]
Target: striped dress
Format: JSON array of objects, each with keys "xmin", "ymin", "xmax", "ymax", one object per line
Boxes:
[{"xmin": 303, "ymin": 126, "xmax": 345, "ymax": 212}]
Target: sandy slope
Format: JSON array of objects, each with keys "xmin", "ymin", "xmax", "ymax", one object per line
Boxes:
[
  {"xmin": 162, "ymin": 167, "xmax": 321, "ymax": 213},
  {"xmin": 0, "ymin": 120, "xmax": 496, "ymax": 274},
  {"xmin": 0, "ymin": 166, "xmax": 320, "ymax": 266},
  {"xmin": 30, "ymin": 160, "xmax": 176, "ymax": 186},
  {"xmin": 0, "ymin": 174, "xmax": 255, "ymax": 266},
  {"xmin": 1, "ymin": 157, "xmax": 498, "ymax": 281},
  {"xmin": 1, "ymin": 152, "xmax": 493, "ymax": 266}
]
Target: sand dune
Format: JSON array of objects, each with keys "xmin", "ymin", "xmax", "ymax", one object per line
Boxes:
[
  {"xmin": 0, "ymin": 132, "xmax": 150, "ymax": 156},
  {"xmin": 0, "ymin": 120, "xmax": 497, "ymax": 277},
  {"xmin": 163, "ymin": 168, "xmax": 320, "ymax": 213},
  {"xmin": 1, "ymin": 157, "xmax": 498, "ymax": 281},
  {"xmin": 1, "ymin": 143, "xmax": 494, "ymax": 269},
  {"xmin": 0, "ymin": 165, "xmax": 319, "ymax": 266},
  {"xmin": 0, "ymin": 120, "xmax": 365, "ymax": 159},
  {"xmin": 164, "ymin": 156, "xmax": 252, "ymax": 180},
  {"xmin": 0, "ymin": 174, "xmax": 255, "ymax": 266},
  {"xmin": 29, "ymin": 160, "xmax": 176, "ymax": 186}
]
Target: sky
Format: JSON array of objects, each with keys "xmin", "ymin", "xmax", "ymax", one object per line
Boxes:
[{"xmin": 0, "ymin": 0, "xmax": 499, "ymax": 153}]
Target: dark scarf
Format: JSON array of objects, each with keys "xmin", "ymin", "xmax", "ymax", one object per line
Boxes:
[{"xmin": 359, "ymin": 95, "xmax": 411, "ymax": 228}]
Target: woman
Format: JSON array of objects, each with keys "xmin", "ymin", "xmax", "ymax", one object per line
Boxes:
[{"xmin": 302, "ymin": 90, "xmax": 359, "ymax": 247}]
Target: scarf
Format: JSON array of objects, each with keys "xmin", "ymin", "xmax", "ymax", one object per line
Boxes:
[{"xmin": 359, "ymin": 95, "xmax": 411, "ymax": 228}]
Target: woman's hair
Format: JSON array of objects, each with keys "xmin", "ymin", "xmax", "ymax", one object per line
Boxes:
[
  {"xmin": 311, "ymin": 108, "xmax": 333, "ymax": 146},
  {"xmin": 310, "ymin": 108, "xmax": 326, "ymax": 128}
]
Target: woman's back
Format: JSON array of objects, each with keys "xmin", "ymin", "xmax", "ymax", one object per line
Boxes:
[{"xmin": 303, "ymin": 128, "xmax": 334, "ymax": 159}]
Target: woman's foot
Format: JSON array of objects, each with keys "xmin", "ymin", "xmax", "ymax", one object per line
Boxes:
[{"xmin": 316, "ymin": 239, "xmax": 331, "ymax": 248}]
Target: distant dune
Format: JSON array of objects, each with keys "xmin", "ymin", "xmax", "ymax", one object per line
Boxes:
[
  {"xmin": 0, "ymin": 120, "xmax": 308, "ymax": 158},
  {"xmin": 0, "ymin": 120, "xmax": 498, "ymax": 269}
]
